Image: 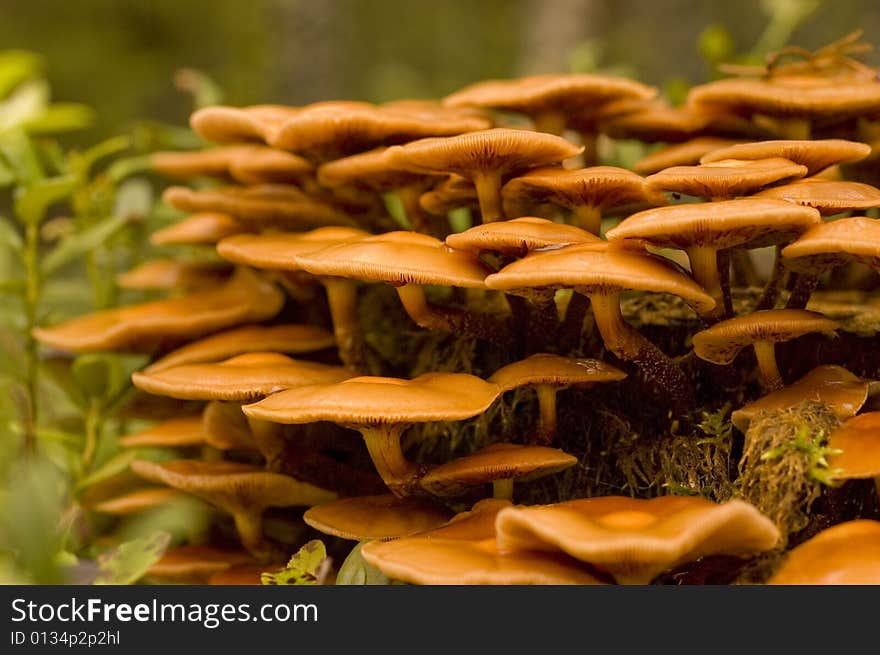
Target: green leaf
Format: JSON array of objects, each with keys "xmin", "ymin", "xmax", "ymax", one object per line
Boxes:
[
  {"xmin": 0, "ymin": 217, "xmax": 22, "ymax": 251},
  {"xmin": 335, "ymin": 541, "xmax": 390, "ymax": 585},
  {"xmin": 24, "ymin": 103, "xmax": 95, "ymax": 135},
  {"xmin": 698, "ymin": 24, "xmax": 735, "ymax": 67},
  {"xmin": 71, "ymin": 354, "xmax": 116, "ymax": 400},
  {"xmin": 68, "ymin": 135, "xmax": 131, "ymax": 179},
  {"xmin": 93, "ymin": 531, "xmax": 171, "ymax": 585},
  {"xmin": 0, "ymin": 129, "xmax": 44, "ymax": 185},
  {"xmin": 0, "ymin": 79, "xmax": 48, "ymax": 132},
  {"xmin": 74, "ymin": 450, "xmax": 137, "ymax": 493},
  {"xmin": 14, "ymin": 174, "xmax": 77, "ymax": 225},
  {"xmin": 261, "ymin": 540, "xmax": 327, "ymax": 585},
  {"xmin": 41, "ymin": 214, "xmax": 127, "ymax": 275},
  {"xmin": 0, "ymin": 50, "xmax": 44, "ymax": 99}
]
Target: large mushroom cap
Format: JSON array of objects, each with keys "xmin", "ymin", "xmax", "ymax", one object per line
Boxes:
[
  {"xmin": 303, "ymin": 494, "xmax": 452, "ymax": 541},
  {"xmin": 606, "ymin": 198, "xmax": 821, "ymax": 250},
  {"xmin": 150, "ymin": 213, "xmax": 247, "ymax": 247},
  {"xmin": 132, "ymin": 352, "xmax": 352, "ymax": 402},
  {"xmin": 782, "ymin": 217, "xmax": 880, "ymax": 271},
  {"xmin": 484, "ymin": 244, "xmax": 716, "ymax": 315},
  {"xmin": 144, "ymin": 323, "xmax": 335, "ymax": 374},
  {"xmin": 633, "ymin": 138, "xmax": 746, "ymax": 175},
  {"xmin": 190, "ymin": 104, "xmax": 298, "ymax": 144},
  {"xmin": 700, "ymin": 139, "xmax": 872, "ymax": 176},
  {"xmin": 118, "ymin": 416, "xmax": 205, "ymax": 448},
  {"xmin": 243, "ymin": 372, "xmax": 501, "ymax": 425},
  {"xmin": 692, "ymin": 309, "xmax": 839, "ymax": 365},
  {"xmin": 645, "ymin": 158, "xmax": 808, "ymax": 198},
  {"xmin": 32, "ymin": 267, "xmax": 284, "ymax": 353},
  {"xmin": 731, "ymin": 365, "xmax": 869, "ymax": 433},
  {"xmin": 316, "ymin": 147, "xmax": 439, "ymax": 192},
  {"xmin": 488, "ymin": 353, "xmax": 627, "ymax": 391},
  {"xmin": 294, "ymin": 231, "xmax": 491, "ymax": 288},
  {"xmin": 445, "ymin": 217, "xmax": 600, "ymax": 256},
  {"xmin": 216, "ymin": 227, "xmax": 370, "ymax": 271},
  {"xmin": 755, "ymin": 179, "xmax": 880, "ymax": 216},
  {"xmin": 826, "ymin": 412, "xmax": 880, "ymax": 480},
  {"xmin": 495, "ymin": 496, "xmax": 780, "ymax": 584},
  {"xmin": 768, "ymin": 520, "xmax": 880, "ymax": 584}
]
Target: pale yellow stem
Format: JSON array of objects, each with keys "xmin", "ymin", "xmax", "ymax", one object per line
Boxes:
[
  {"xmin": 474, "ymin": 169, "xmax": 504, "ymax": 222},
  {"xmin": 493, "ymin": 478, "xmax": 515, "ymax": 501},
  {"xmin": 535, "ymin": 384, "xmax": 558, "ymax": 444},
  {"xmin": 321, "ymin": 276, "xmax": 361, "ymax": 370},
  {"xmin": 753, "ymin": 340, "xmax": 783, "ymax": 390},
  {"xmin": 359, "ymin": 424, "xmax": 420, "ymax": 497},
  {"xmin": 687, "ymin": 245, "xmax": 725, "ymax": 319},
  {"xmin": 574, "ymin": 204, "xmax": 603, "ymax": 236}
]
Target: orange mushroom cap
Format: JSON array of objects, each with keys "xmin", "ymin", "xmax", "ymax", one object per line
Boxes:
[
  {"xmin": 303, "ymin": 494, "xmax": 453, "ymax": 541},
  {"xmin": 118, "ymin": 416, "xmax": 206, "ymax": 449},
  {"xmin": 445, "ymin": 217, "xmax": 600, "ymax": 257},
  {"xmin": 150, "ymin": 213, "xmax": 248, "ymax": 247},
  {"xmin": 755, "ymin": 179, "xmax": 880, "ymax": 216},
  {"xmin": 645, "ymin": 158, "xmax": 808, "ymax": 198},
  {"xmin": 488, "ymin": 353, "xmax": 627, "ymax": 392},
  {"xmin": 700, "ymin": 139, "xmax": 871, "ymax": 176}
]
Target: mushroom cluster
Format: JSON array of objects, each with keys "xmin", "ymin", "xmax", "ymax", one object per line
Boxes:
[{"xmin": 40, "ymin": 34, "xmax": 880, "ymax": 584}]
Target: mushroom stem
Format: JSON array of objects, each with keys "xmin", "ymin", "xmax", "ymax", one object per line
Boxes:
[
  {"xmin": 687, "ymin": 245, "xmax": 726, "ymax": 320},
  {"xmin": 753, "ymin": 340, "xmax": 784, "ymax": 390},
  {"xmin": 532, "ymin": 110, "xmax": 568, "ymax": 136},
  {"xmin": 359, "ymin": 424, "xmax": 420, "ymax": 497},
  {"xmin": 590, "ymin": 291, "xmax": 694, "ymax": 411},
  {"xmin": 579, "ymin": 131, "xmax": 599, "ymax": 167},
  {"xmin": 731, "ymin": 249, "xmax": 761, "ymax": 288},
  {"xmin": 535, "ymin": 384, "xmax": 558, "ymax": 445},
  {"xmin": 756, "ymin": 246, "xmax": 787, "ymax": 310},
  {"xmin": 473, "ymin": 169, "xmax": 504, "ymax": 222},
  {"xmin": 786, "ymin": 273, "xmax": 819, "ymax": 309},
  {"xmin": 321, "ymin": 276, "xmax": 363, "ymax": 371},
  {"xmin": 232, "ymin": 510, "xmax": 270, "ymax": 558},
  {"xmin": 779, "ymin": 117, "xmax": 812, "ymax": 140},
  {"xmin": 245, "ymin": 415, "xmax": 286, "ymax": 468},
  {"xmin": 399, "ymin": 184, "xmax": 436, "ymax": 236},
  {"xmin": 492, "ymin": 478, "xmax": 515, "ymax": 501},
  {"xmin": 574, "ymin": 204, "xmax": 603, "ymax": 236},
  {"xmin": 717, "ymin": 250, "xmax": 733, "ymax": 317}
]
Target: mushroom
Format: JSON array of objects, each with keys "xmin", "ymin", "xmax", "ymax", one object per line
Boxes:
[
  {"xmin": 386, "ymin": 128, "xmax": 583, "ymax": 222},
  {"xmin": 692, "ymin": 309, "xmax": 839, "ymax": 390},
  {"xmin": 633, "ymin": 138, "xmax": 746, "ymax": 176},
  {"xmin": 605, "ymin": 198, "xmax": 821, "ymax": 320},
  {"xmin": 151, "ymin": 145, "xmax": 315, "ymax": 186},
  {"xmin": 131, "ymin": 459, "xmax": 337, "ymax": 558},
  {"xmin": 302, "ymin": 494, "xmax": 453, "ymax": 541},
  {"xmin": 150, "ymin": 213, "xmax": 248, "ymax": 247},
  {"xmin": 360, "ymin": 498, "xmax": 606, "ymax": 585},
  {"xmin": 826, "ymin": 412, "xmax": 880, "ymax": 497},
  {"xmin": 146, "ymin": 544, "xmax": 256, "ymax": 584},
  {"xmin": 241, "ymin": 372, "xmax": 502, "ymax": 496},
  {"xmin": 419, "ymin": 442, "xmax": 577, "ymax": 500},
  {"xmin": 754, "ymin": 179, "xmax": 880, "ymax": 216},
  {"xmin": 644, "ymin": 158, "xmax": 808, "ymax": 200},
  {"xmin": 419, "ymin": 174, "xmax": 479, "ymax": 218},
  {"xmin": 90, "ymin": 487, "xmax": 189, "ymax": 516},
  {"xmin": 494, "ymin": 496, "xmax": 780, "ymax": 584},
  {"xmin": 32, "ymin": 267, "xmax": 285, "ymax": 354},
  {"xmin": 118, "ymin": 415, "xmax": 206, "ymax": 449},
  {"xmin": 767, "ymin": 519, "xmax": 880, "ymax": 585},
  {"xmin": 699, "ymin": 139, "xmax": 872, "ymax": 176},
  {"xmin": 501, "ymin": 166, "xmax": 666, "ymax": 235},
  {"xmin": 201, "ymin": 401, "xmax": 259, "ymax": 451},
  {"xmin": 487, "ymin": 354, "xmax": 626, "ymax": 443},
  {"xmin": 730, "ymin": 365, "xmax": 870, "ymax": 433},
  {"xmin": 190, "ymin": 104, "xmax": 300, "ymax": 144},
  {"xmin": 116, "ymin": 259, "xmax": 231, "ymax": 292},
  {"xmin": 485, "ymin": 243, "xmax": 715, "ymax": 412}
]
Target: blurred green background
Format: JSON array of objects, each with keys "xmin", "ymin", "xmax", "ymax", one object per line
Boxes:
[{"xmin": 1, "ymin": 0, "xmax": 879, "ymax": 140}]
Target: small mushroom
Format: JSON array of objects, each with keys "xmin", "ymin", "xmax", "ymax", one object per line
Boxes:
[
  {"xmin": 303, "ymin": 494, "xmax": 453, "ymax": 541},
  {"xmin": 826, "ymin": 412, "xmax": 880, "ymax": 497},
  {"xmin": 445, "ymin": 216, "xmax": 599, "ymax": 257},
  {"xmin": 150, "ymin": 213, "xmax": 248, "ymax": 247},
  {"xmin": 494, "ymin": 496, "xmax": 780, "ymax": 584},
  {"xmin": 699, "ymin": 139, "xmax": 872, "ymax": 176},
  {"xmin": 116, "ymin": 259, "xmax": 231, "ymax": 292},
  {"xmin": 754, "ymin": 179, "xmax": 880, "ymax": 216},
  {"xmin": 146, "ymin": 544, "xmax": 255, "ymax": 584},
  {"xmin": 692, "ymin": 309, "xmax": 839, "ymax": 390},
  {"xmin": 90, "ymin": 487, "xmax": 189, "ymax": 516},
  {"xmin": 633, "ymin": 138, "xmax": 746, "ymax": 175},
  {"xmin": 419, "ymin": 174, "xmax": 479, "ymax": 217},
  {"xmin": 201, "ymin": 401, "xmax": 259, "ymax": 451},
  {"xmin": 644, "ymin": 158, "xmax": 808, "ymax": 200},
  {"xmin": 151, "ymin": 145, "xmax": 314, "ymax": 186},
  {"xmin": 190, "ymin": 104, "xmax": 299, "ymax": 144},
  {"xmin": 118, "ymin": 416, "xmax": 206, "ymax": 449}
]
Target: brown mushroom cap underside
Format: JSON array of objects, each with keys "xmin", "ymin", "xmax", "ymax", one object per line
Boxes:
[
  {"xmin": 151, "ymin": 146, "xmax": 249, "ymax": 180},
  {"xmin": 606, "ymin": 198, "xmax": 821, "ymax": 250},
  {"xmin": 781, "ymin": 217, "xmax": 880, "ymax": 271},
  {"xmin": 91, "ymin": 487, "xmax": 188, "ymax": 515},
  {"xmin": 445, "ymin": 217, "xmax": 600, "ymax": 256},
  {"xmin": 418, "ymin": 443, "xmax": 577, "ymax": 496},
  {"xmin": 501, "ymin": 166, "xmax": 665, "ymax": 214},
  {"xmin": 316, "ymin": 147, "xmax": 439, "ymax": 191},
  {"xmin": 700, "ymin": 139, "xmax": 872, "ymax": 176},
  {"xmin": 202, "ymin": 401, "xmax": 258, "ymax": 451},
  {"xmin": 118, "ymin": 415, "xmax": 206, "ymax": 448},
  {"xmin": 419, "ymin": 174, "xmax": 478, "ymax": 215},
  {"xmin": 494, "ymin": 496, "xmax": 780, "ymax": 584},
  {"xmin": 731, "ymin": 365, "xmax": 869, "ymax": 433},
  {"xmin": 484, "ymin": 244, "xmax": 716, "ymax": 315},
  {"xmin": 754, "ymin": 179, "xmax": 880, "ymax": 215},
  {"xmin": 226, "ymin": 147, "xmax": 315, "ymax": 185},
  {"xmin": 32, "ymin": 267, "xmax": 284, "ymax": 353},
  {"xmin": 294, "ymin": 230, "xmax": 491, "ymax": 288},
  {"xmin": 633, "ymin": 138, "xmax": 747, "ymax": 176},
  {"xmin": 645, "ymin": 158, "xmax": 808, "ymax": 198},
  {"xmin": 132, "ymin": 352, "xmax": 352, "ymax": 402},
  {"xmin": 488, "ymin": 353, "xmax": 627, "ymax": 392},
  {"xmin": 189, "ymin": 104, "xmax": 299, "ymax": 144},
  {"xmin": 144, "ymin": 323, "xmax": 336, "ymax": 374},
  {"xmin": 216, "ymin": 227, "xmax": 370, "ymax": 271},
  {"xmin": 826, "ymin": 412, "xmax": 880, "ymax": 480},
  {"xmin": 386, "ymin": 128, "xmax": 583, "ymax": 177},
  {"xmin": 150, "ymin": 213, "xmax": 248, "ymax": 247},
  {"xmin": 151, "ymin": 145, "xmax": 314, "ymax": 184},
  {"xmin": 115, "ymin": 259, "xmax": 231, "ymax": 291},
  {"xmin": 242, "ymin": 372, "xmax": 502, "ymax": 425},
  {"xmin": 302, "ymin": 494, "xmax": 453, "ymax": 541},
  {"xmin": 691, "ymin": 309, "xmax": 839, "ymax": 365},
  {"xmin": 147, "ymin": 544, "xmax": 255, "ymax": 582},
  {"xmin": 767, "ymin": 520, "xmax": 880, "ymax": 585}
]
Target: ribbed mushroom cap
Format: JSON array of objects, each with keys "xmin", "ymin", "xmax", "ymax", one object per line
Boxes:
[
  {"xmin": 731, "ymin": 365, "xmax": 869, "ymax": 433},
  {"xmin": 294, "ymin": 231, "xmax": 491, "ymax": 288},
  {"xmin": 144, "ymin": 323, "xmax": 336, "ymax": 374},
  {"xmin": 484, "ymin": 244, "xmax": 716, "ymax": 315},
  {"xmin": 116, "ymin": 259, "xmax": 231, "ymax": 291},
  {"xmin": 303, "ymin": 494, "xmax": 453, "ymax": 541},
  {"xmin": 419, "ymin": 174, "xmax": 478, "ymax": 215},
  {"xmin": 190, "ymin": 104, "xmax": 299, "ymax": 144},
  {"xmin": 385, "ymin": 128, "xmax": 583, "ymax": 179},
  {"xmin": 443, "ymin": 73, "xmax": 656, "ymax": 115},
  {"xmin": 150, "ymin": 213, "xmax": 247, "ymax": 247},
  {"xmin": 269, "ymin": 102, "xmax": 491, "ymax": 160},
  {"xmin": 130, "ymin": 459, "xmax": 338, "ymax": 513},
  {"xmin": 768, "ymin": 520, "xmax": 880, "ymax": 585},
  {"xmin": 162, "ymin": 185, "xmax": 356, "ymax": 229},
  {"xmin": 826, "ymin": 412, "xmax": 880, "ymax": 480},
  {"xmin": 645, "ymin": 158, "xmax": 808, "ymax": 198},
  {"xmin": 91, "ymin": 487, "xmax": 188, "ymax": 516},
  {"xmin": 118, "ymin": 416, "xmax": 205, "ymax": 448},
  {"xmin": 147, "ymin": 545, "xmax": 254, "ymax": 583},
  {"xmin": 445, "ymin": 217, "xmax": 599, "ymax": 257},
  {"xmin": 360, "ymin": 498, "xmax": 606, "ymax": 585},
  {"xmin": 489, "ymin": 353, "xmax": 626, "ymax": 392},
  {"xmin": 32, "ymin": 267, "xmax": 284, "ymax": 353},
  {"xmin": 633, "ymin": 138, "xmax": 746, "ymax": 175},
  {"xmin": 419, "ymin": 443, "xmax": 577, "ymax": 496},
  {"xmin": 700, "ymin": 139, "xmax": 871, "ymax": 176},
  {"xmin": 495, "ymin": 496, "xmax": 780, "ymax": 584},
  {"xmin": 606, "ymin": 198, "xmax": 821, "ymax": 250},
  {"xmin": 202, "ymin": 401, "xmax": 258, "ymax": 451},
  {"xmin": 782, "ymin": 217, "xmax": 880, "ymax": 272},
  {"xmin": 216, "ymin": 227, "xmax": 370, "ymax": 271},
  {"xmin": 150, "ymin": 146, "xmax": 253, "ymax": 180},
  {"xmin": 755, "ymin": 179, "xmax": 880, "ymax": 216},
  {"xmin": 132, "ymin": 352, "xmax": 352, "ymax": 402},
  {"xmin": 502, "ymin": 166, "xmax": 665, "ymax": 216},
  {"xmin": 316, "ymin": 147, "xmax": 440, "ymax": 192},
  {"xmin": 242, "ymin": 372, "xmax": 501, "ymax": 426}
]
